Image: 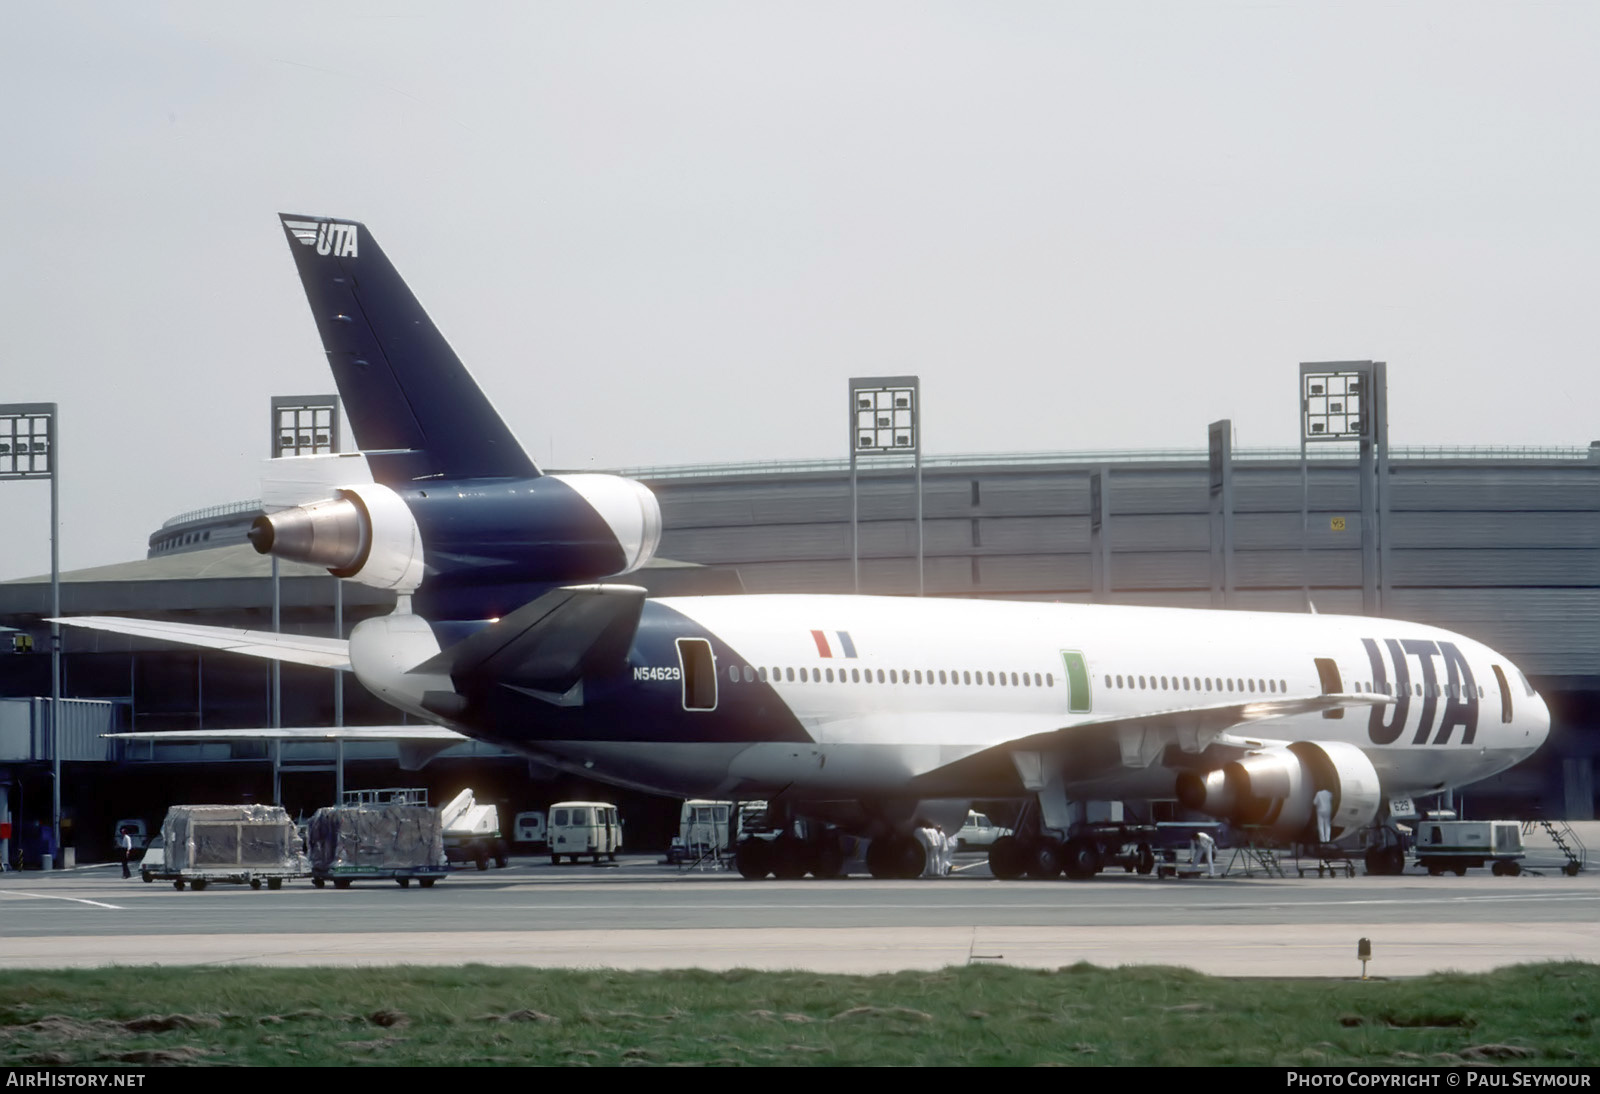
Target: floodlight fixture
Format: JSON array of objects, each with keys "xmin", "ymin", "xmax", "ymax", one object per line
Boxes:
[
  {"xmin": 0, "ymin": 404, "xmax": 55, "ymax": 480},
  {"xmin": 849, "ymin": 377, "xmax": 918, "ymax": 457},
  {"xmin": 1300, "ymin": 366, "xmax": 1369, "ymax": 442},
  {"xmin": 270, "ymin": 394, "xmax": 341, "ymax": 458}
]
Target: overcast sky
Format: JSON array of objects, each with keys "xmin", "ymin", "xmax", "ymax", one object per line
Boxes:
[{"xmin": 2, "ymin": 2, "xmax": 1596, "ymax": 580}]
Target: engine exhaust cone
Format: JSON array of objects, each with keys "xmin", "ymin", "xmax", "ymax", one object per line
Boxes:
[{"xmin": 248, "ymin": 516, "xmax": 275, "ymax": 554}]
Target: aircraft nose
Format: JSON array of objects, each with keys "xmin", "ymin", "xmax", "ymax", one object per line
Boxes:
[{"xmin": 1527, "ymin": 688, "xmax": 1552, "ymax": 754}]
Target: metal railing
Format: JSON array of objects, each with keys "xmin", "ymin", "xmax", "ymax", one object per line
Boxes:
[
  {"xmin": 160, "ymin": 499, "xmax": 263, "ymax": 530},
  {"xmin": 612, "ymin": 444, "xmax": 1597, "ymax": 482}
]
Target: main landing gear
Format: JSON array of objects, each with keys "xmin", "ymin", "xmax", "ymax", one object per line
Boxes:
[
  {"xmin": 987, "ymin": 829, "xmax": 1157, "ymax": 881},
  {"xmin": 734, "ymin": 832, "xmax": 850, "ymax": 880}
]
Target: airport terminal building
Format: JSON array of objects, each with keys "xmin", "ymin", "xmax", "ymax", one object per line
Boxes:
[{"xmin": 2, "ymin": 442, "xmax": 1597, "ymax": 860}]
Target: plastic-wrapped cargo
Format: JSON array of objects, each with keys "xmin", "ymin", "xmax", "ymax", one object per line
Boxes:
[
  {"xmin": 161, "ymin": 804, "xmax": 308, "ymax": 873},
  {"xmin": 308, "ymin": 802, "xmax": 446, "ymax": 872}
]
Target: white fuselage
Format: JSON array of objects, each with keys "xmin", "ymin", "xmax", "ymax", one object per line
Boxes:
[{"xmin": 510, "ymin": 595, "xmax": 1549, "ymax": 803}]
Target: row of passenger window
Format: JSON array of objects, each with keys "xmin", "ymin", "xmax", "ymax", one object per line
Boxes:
[
  {"xmin": 727, "ymin": 664, "xmax": 1056, "ymax": 689},
  {"xmin": 1107, "ymin": 673, "xmax": 1288, "ymax": 694},
  {"xmin": 1104, "ymin": 674, "xmax": 1485, "ymax": 700}
]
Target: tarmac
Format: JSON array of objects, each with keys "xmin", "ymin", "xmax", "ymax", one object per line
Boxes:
[{"xmin": 1, "ymin": 824, "xmax": 1594, "ymax": 977}]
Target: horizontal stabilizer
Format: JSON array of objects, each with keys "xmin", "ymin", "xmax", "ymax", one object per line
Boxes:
[
  {"xmin": 53, "ymin": 616, "xmax": 349, "ymax": 670},
  {"xmin": 410, "ymin": 583, "xmax": 647, "ymax": 692},
  {"xmin": 106, "ymin": 725, "xmax": 469, "ymax": 771}
]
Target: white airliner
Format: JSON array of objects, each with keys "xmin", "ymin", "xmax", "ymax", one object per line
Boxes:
[{"xmin": 57, "ymin": 214, "xmax": 1551, "ymax": 882}]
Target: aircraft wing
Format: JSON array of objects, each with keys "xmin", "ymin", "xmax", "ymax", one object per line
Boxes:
[
  {"xmin": 906, "ymin": 692, "xmax": 1391, "ymax": 794},
  {"xmin": 106, "ymin": 726, "xmax": 464, "ymax": 742},
  {"xmin": 52, "ymin": 616, "xmax": 349, "ymax": 670}
]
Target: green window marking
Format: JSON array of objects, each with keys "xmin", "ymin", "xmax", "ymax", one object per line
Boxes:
[{"xmin": 1060, "ymin": 650, "xmax": 1092, "ymax": 713}]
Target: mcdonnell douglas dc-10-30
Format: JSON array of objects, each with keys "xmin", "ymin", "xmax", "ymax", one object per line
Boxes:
[{"xmin": 58, "ymin": 215, "xmax": 1550, "ymax": 881}]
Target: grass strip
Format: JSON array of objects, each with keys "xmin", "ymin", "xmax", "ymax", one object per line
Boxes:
[{"xmin": 1, "ymin": 961, "xmax": 1596, "ymax": 1067}]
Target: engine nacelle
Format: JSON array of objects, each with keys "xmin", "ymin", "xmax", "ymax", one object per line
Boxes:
[
  {"xmin": 250, "ymin": 473, "xmax": 661, "ymax": 594},
  {"xmin": 250, "ymin": 482, "xmax": 426, "ymax": 593},
  {"xmin": 1174, "ymin": 741, "xmax": 1382, "ymax": 842}
]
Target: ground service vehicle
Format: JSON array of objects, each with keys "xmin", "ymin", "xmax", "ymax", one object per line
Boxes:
[
  {"xmin": 955, "ymin": 811, "xmax": 1010, "ymax": 850},
  {"xmin": 439, "ymin": 788, "xmax": 509, "ymax": 870},
  {"xmin": 1415, "ymin": 819, "xmax": 1525, "ymax": 876},
  {"xmin": 513, "ymin": 810, "xmax": 547, "ymax": 848},
  {"xmin": 666, "ymin": 800, "xmax": 731, "ymax": 864},
  {"xmin": 308, "ymin": 789, "xmax": 449, "ymax": 889},
  {"xmin": 138, "ymin": 836, "xmax": 165, "ymax": 883},
  {"xmin": 153, "ymin": 805, "xmax": 310, "ymax": 891},
  {"xmin": 548, "ymin": 802, "xmax": 622, "ymax": 864}
]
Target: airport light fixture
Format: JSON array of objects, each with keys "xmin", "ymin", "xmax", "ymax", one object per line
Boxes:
[
  {"xmin": 0, "ymin": 402, "xmax": 61, "ymax": 866},
  {"xmin": 1300, "ymin": 368, "xmax": 1367, "ymax": 442},
  {"xmin": 270, "ymin": 394, "xmax": 341, "ymax": 458},
  {"xmin": 1297, "ymin": 362, "xmax": 1388, "ymax": 615},
  {"xmin": 848, "ymin": 377, "xmax": 923, "ymax": 595}
]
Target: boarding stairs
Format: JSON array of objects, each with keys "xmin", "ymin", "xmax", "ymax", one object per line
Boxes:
[
  {"xmin": 1521, "ymin": 820, "xmax": 1586, "ymax": 876},
  {"xmin": 1226, "ymin": 841, "xmax": 1286, "ymax": 878}
]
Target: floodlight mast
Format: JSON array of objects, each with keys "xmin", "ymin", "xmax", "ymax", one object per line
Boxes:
[
  {"xmin": 848, "ymin": 377, "xmax": 922, "ymax": 597},
  {"xmin": 267, "ymin": 395, "xmax": 342, "ymax": 804},
  {"xmin": 0, "ymin": 403, "xmax": 60, "ymax": 866},
  {"xmin": 1297, "ymin": 362, "xmax": 1387, "ymax": 615}
]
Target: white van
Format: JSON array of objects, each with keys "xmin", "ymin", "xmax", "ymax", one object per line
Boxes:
[
  {"xmin": 548, "ymin": 802, "xmax": 622, "ymax": 864},
  {"xmin": 667, "ymin": 800, "xmax": 731, "ymax": 864},
  {"xmin": 513, "ymin": 810, "xmax": 547, "ymax": 848}
]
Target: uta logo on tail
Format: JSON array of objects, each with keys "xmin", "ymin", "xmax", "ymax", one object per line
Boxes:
[{"xmin": 283, "ymin": 218, "xmax": 359, "ymax": 258}]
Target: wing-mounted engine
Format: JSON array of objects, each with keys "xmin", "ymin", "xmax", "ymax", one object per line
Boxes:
[
  {"xmin": 1174, "ymin": 740, "xmax": 1382, "ymax": 841},
  {"xmin": 250, "ymin": 473, "xmax": 661, "ymax": 593}
]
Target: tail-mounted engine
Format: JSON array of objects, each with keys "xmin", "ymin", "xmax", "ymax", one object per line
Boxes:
[
  {"xmin": 250, "ymin": 473, "xmax": 661, "ymax": 595},
  {"xmin": 250, "ymin": 482, "xmax": 425, "ymax": 592},
  {"xmin": 1174, "ymin": 741, "xmax": 1382, "ymax": 841}
]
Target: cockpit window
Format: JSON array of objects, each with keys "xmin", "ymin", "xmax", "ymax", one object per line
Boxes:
[
  {"xmin": 1518, "ymin": 670, "xmax": 1536, "ymax": 697},
  {"xmin": 1491, "ymin": 664, "xmax": 1513, "ymax": 724}
]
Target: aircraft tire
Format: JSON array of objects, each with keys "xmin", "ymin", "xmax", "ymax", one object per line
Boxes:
[
  {"xmin": 813, "ymin": 837, "xmax": 848, "ymax": 879},
  {"xmin": 865, "ymin": 836, "xmax": 896, "ymax": 879},
  {"xmin": 866, "ymin": 835, "xmax": 924, "ymax": 879},
  {"xmin": 1025, "ymin": 839, "xmax": 1063, "ymax": 880},
  {"xmin": 1366, "ymin": 846, "xmax": 1405, "ymax": 876},
  {"xmin": 735, "ymin": 838, "xmax": 772, "ymax": 880},
  {"xmin": 250, "ymin": 879, "xmax": 261, "ymax": 890},
  {"xmin": 1062, "ymin": 838, "xmax": 1101, "ymax": 880},
  {"xmin": 770, "ymin": 836, "xmax": 812, "ymax": 880},
  {"xmin": 987, "ymin": 836, "xmax": 1027, "ymax": 880}
]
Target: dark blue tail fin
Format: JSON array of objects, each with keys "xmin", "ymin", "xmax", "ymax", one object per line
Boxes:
[{"xmin": 278, "ymin": 214, "xmax": 539, "ymax": 484}]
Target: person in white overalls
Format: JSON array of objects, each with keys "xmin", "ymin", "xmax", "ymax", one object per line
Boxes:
[
  {"xmin": 1313, "ymin": 788, "xmax": 1334, "ymax": 845},
  {"xmin": 914, "ymin": 822, "xmax": 946, "ymax": 878},
  {"xmin": 1191, "ymin": 830, "xmax": 1217, "ymax": 877}
]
